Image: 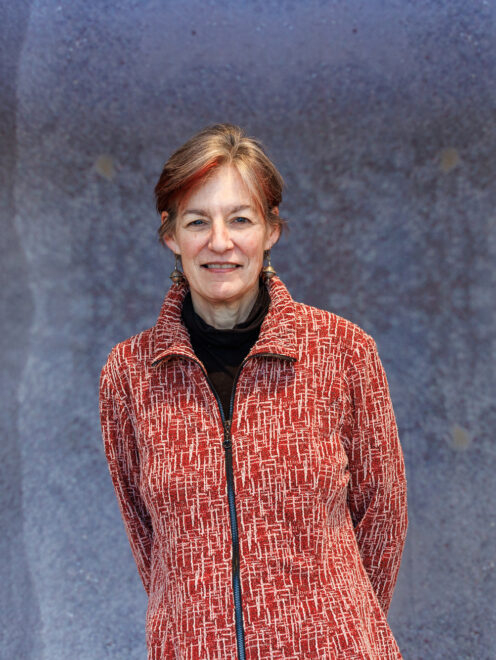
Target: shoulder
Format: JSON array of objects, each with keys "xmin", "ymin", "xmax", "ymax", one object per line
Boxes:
[
  {"xmin": 293, "ymin": 300, "xmax": 374, "ymax": 351},
  {"xmin": 99, "ymin": 326, "xmax": 154, "ymax": 396},
  {"xmin": 268, "ymin": 277, "xmax": 375, "ymax": 364}
]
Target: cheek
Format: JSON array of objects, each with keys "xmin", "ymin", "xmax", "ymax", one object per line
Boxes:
[
  {"xmin": 177, "ymin": 235, "xmax": 203, "ymax": 260},
  {"xmin": 244, "ymin": 237, "xmax": 266, "ymax": 262}
]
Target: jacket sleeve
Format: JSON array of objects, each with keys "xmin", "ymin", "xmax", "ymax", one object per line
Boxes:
[
  {"xmin": 99, "ymin": 355, "xmax": 153, "ymax": 596},
  {"xmin": 344, "ymin": 334, "xmax": 408, "ymax": 616}
]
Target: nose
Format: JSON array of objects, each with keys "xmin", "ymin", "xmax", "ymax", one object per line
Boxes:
[{"xmin": 208, "ymin": 220, "xmax": 234, "ymax": 253}]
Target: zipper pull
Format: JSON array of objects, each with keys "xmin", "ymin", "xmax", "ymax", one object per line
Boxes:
[{"xmin": 223, "ymin": 418, "xmax": 232, "ymax": 449}]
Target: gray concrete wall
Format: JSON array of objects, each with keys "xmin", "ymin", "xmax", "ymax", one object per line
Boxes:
[{"xmin": 2, "ymin": 1, "xmax": 495, "ymax": 658}]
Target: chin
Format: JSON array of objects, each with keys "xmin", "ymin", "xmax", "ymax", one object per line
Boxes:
[
  {"xmin": 200, "ymin": 279, "xmax": 254, "ymax": 303},
  {"xmin": 205, "ymin": 284, "xmax": 245, "ymax": 302}
]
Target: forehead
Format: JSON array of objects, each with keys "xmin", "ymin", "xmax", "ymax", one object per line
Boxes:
[{"xmin": 178, "ymin": 164, "xmax": 262, "ymax": 214}]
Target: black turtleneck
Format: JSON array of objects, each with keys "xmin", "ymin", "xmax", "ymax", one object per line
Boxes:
[{"xmin": 181, "ymin": 280, "xmax": 270, "ymax": 419}]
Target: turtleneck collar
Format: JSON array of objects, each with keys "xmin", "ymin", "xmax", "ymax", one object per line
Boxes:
[
  {"xmin": 180, "ymin": 279, "xmax": 271, "ymax": 417},
  {"xmin": 181, "ymin": 279, "xmax": 270, "ymax": 350}
]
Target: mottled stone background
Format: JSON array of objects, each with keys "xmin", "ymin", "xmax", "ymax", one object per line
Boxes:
[{"xmin": 1, "ymin": 1, "xmax": 495, "ymax": 658}]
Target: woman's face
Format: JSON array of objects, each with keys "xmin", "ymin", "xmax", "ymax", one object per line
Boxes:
[{"xmin": 164, "ymin": 164, "xmax": 280, "ymax": 319}]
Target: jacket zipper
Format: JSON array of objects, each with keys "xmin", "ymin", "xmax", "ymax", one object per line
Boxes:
[
  {"xmin": 222, "ymin": 417, "xmax": 245, "ymax": 660},
  {"xmin": 212, "ymin": 363, "xmax": 246, "ymax": 660},
  {"xmin": 152, "ymin": 352, "xmax": 295, "ymax": 659},
  {"xmin": 216, "ymin": 354, "xmax": 295, "ymax": 659}
]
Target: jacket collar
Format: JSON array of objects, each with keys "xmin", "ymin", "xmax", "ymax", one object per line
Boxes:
[{"xmin": 150, "ymin": 275, "xmax": 298, "ymax": 368}]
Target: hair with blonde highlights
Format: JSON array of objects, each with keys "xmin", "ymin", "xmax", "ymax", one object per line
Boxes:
[{"xmin": 154, "ymin": 123, "xmax": 286, "ymax": 246}]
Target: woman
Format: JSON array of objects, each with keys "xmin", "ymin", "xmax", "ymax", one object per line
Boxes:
[{"xmin": 99, "ymin": 123, "xmax": 408, "ymax": 659}]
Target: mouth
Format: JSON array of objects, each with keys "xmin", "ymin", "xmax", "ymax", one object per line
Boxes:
[{"xmin": 201, "ymin": 263, "xmax": 241, "ymax": 269}]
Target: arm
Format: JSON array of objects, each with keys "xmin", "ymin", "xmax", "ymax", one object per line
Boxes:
[
  {"xmin": 99, "ymin": 355, "xmax": 153, "ymax": 596},
  {"xmin": 344, "ymin": 334, "xmax": 408, "ymax": 615}
]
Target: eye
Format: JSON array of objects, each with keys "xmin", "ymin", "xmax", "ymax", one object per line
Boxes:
[
  {"xmin": 232, "ymin": 216, "xmax": 250, "ymax": 224},
  {"xmin": 187, "ymin": 219, "xmax": 206, "ymax": 227}
]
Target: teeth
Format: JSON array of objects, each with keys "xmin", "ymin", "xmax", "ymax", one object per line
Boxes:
[{"xmin": 205, "ymin": 264, "xmax": 237, "ymax": 268}]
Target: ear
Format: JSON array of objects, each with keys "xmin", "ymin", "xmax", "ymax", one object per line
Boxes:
[
  {"xmin": 161, "ymin": 211, "xmax": 180, "ymax": 253},
  {"xmin": 264, "ymin": 207, "xmax": 281, "ymax": 250},
  {"xmin": 164, "ymin": 233, "xmax": 180, "ymax": 254}
]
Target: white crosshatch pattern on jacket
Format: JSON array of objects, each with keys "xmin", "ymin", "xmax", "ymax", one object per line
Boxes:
[{"xmin": 99, "ymin": 276, "xmax": 408, "ymax": 659}]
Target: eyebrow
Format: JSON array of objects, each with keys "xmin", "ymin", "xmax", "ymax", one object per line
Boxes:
[{"xmin": 183, "ymin": 204, "xmax": 254, "ymax": 217}]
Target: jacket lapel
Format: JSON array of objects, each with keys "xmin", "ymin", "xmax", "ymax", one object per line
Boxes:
[
  {"xmin": 245, "ymin": 277, "xmax": 298, "ymax": 362},
  {"xmin": 150, "ymin": 281, "xmax": 197, "ymax": 367}
]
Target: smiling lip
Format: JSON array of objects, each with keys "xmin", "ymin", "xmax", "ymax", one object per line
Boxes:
[{"xmin": 201, "ymin": 263, "xmax": 241, "ymax": 269}]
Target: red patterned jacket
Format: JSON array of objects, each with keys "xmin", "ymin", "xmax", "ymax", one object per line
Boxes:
[{"xmin": 99, "ymin": 275, "xmax": 408, "ymax": 659}]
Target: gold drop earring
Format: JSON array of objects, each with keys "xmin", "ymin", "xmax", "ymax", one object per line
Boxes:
[
  {"xmin": 169, "ymin": 254, "xmax": 185, "ymax": 285},
  {"xmin": 262, "ymin": 250, "xmax": 276, "ymax": 280}
]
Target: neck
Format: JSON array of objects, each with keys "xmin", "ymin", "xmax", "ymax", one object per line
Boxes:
[{"xmin": 190, "ymin": 284, "xmax": 260, "ymax": 329}]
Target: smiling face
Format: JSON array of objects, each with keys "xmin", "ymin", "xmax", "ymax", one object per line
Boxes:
[{"xmin": 163, "ymin": 164, "xmax": 280, "ymax": 326}]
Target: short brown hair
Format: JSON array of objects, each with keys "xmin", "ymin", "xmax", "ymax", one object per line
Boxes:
[{"xmin": 154, "ymin": 123, "xmax": 285, "ymax": 246}]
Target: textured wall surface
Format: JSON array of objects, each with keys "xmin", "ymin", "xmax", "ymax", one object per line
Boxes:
[{"xmin": 1, "ymin": 1, "xmax": 495, "ymax": 658}]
